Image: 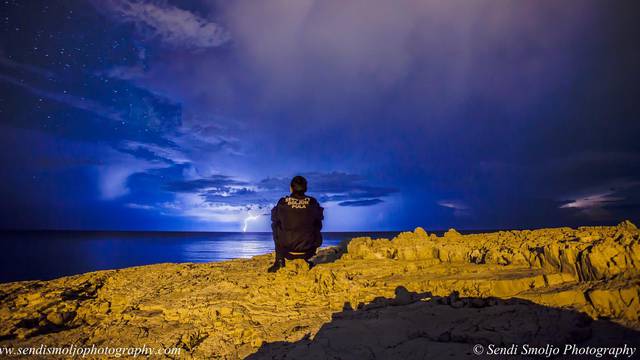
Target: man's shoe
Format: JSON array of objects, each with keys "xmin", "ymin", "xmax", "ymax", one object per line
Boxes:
[
  {"xmin": 305, "ymin": 260, "xmax": 315, "ymax": 270},
  {"xmin": 267, "ymin": 259, "xmax": 285, "ymax": 273}
]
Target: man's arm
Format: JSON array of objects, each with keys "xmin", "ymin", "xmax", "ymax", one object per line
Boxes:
[
  {"xmin": 314, "ymin": 200, "xmax": 324, "ymax": 232},
  {"xmin": 312, "ymin": 200, "xmax": 324, "ymax": 248},
  {"xmin": 271, "ymin": 200, "xmax": 281, "ymax": 244}
]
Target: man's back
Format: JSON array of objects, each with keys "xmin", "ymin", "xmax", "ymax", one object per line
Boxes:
[
  {"xmin": 268, "ymin": 175, "xmax": 324, "ymax": 272},
  {"xmin": 271, "ymin": 194, "xmax": 323, "ymax": 253}
]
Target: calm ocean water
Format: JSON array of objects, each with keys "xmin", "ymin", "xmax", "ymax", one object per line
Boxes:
[{"xmin": 0, "ymin": 231, "xmax": 402, "ymax": 283}]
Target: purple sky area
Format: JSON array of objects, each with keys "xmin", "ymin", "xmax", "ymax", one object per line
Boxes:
[{"xmin": 1, "ymin": 0, "xmax": 639, "ymax": 231}]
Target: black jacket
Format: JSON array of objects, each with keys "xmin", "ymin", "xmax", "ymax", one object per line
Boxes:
[{"xmin": 271, "ymin": 194, "xmax": 324, "ymax": 252}]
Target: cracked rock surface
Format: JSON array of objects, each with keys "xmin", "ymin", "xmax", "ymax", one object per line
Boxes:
[{"xmin": 1, "ymin": 221, "xmax": 639, "ymax": 359}]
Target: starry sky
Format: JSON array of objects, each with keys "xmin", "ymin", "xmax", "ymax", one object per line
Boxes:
[{"xmin": 1, "ymin": 0, "xmax": 639, "ymax": 232}]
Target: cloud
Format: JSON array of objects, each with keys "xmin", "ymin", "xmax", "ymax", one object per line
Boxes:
[
  {"xmin": 259, "ymin": 172, "xmax": 397, "ymax": 206},
  {"xmin": 103, "ymin": 64, "xmax": 147, "ymax": 81},
  {"xmin": 96, "ymin": 149, "xmax": 170, "ymax": 199},
  {"xmin": 159, "ymin": 192, "xmax": 262, "ymax": 224},
  {"xmin": 559, "ymin": 192, "xmax": 622, "ymax": 221},
  {"xmin": 135, "ymin": 171, "xmax": 394, "ymax": 226},
  {"xmin": 203, "ymin": 188, "xmax": 273, "ymax": 208},
  {"xmin": 168, "ymin": 122, "xmax": 244, "ymax": 157},
  {"xmin": 438, "ymin": 200, "xmax": 471, "ymax": 217},
  {"xmin": 559, "ymin": 180, "xmax": 640, "ymax": 220},
  {"xmin": 166, "ymin": 174, "xmax": 248, "ymax": 193},
  {"xmin": 101, "ymin": 0, "xmax": 230, "ymax": 49},
  {"xmin": 560, "ymin": 192, "xmax": 623, "ymax": 210},
  {"xmin": 338, "ymin": 199, "xmax": 383, "ymax": 207},
  {"xmin": 165, "ymin": 174, "xmax": 272, "ymax": 213},
  {"xmin": 205, "ymin": 0, "xmax": 598, "ymax": 116},
  {"xmin": 118, "ymin": 140, "xmax": 190, "ymax": 164},
  {"xmin": 438, "ymin": 200, "xmax": 469, "ymax": 210},
  {"xmin": 126, "ymin": 203, "xmax": 155, "ymax": 210}
]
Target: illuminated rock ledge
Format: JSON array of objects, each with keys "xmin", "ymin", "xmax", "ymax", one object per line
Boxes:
[{"xmin": 1, "ymin": 221, "xmax": 638, "ymax": 359}]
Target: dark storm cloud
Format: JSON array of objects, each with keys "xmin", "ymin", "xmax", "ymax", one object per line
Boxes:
[
  {"xmin": 319, "ymin": 188, "xmax": 396, "ymax": 203},
  {"xmin": 259, "ymin": 172, "xmax": 397, "ymax": 206},
  {"xmin": 558, "ymin": 180, "xmax": 640, "ymax": 221},
  {"xmin": 203, "ymin": 189, "xmax": 273, "ymax": 208},
  {"xmin": 163, "ymin": 171, "xmax": 395, "ymax": 206},
  {"xmin": 338, "ymin": 199, "xmax": 384, "ymax": 207},
  {"xmin": 127, "ymin": 169, "xmax": 397, "ymax": 228},
  {"xmin": 438, "ymin": 200, "xmax": 471, "ymax": 217},
  {"xmin": 166, "ymin": 175, "xmax": 247, "ymax": 193},
  {"xmin": 114, "ymin": 141, "xmax": 188, "ymax": 164},
  {"xmin": 138, "ymin": 170, "xmax": 397, "ymax": 222}
]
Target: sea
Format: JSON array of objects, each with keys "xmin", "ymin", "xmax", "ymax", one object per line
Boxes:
[{"xmin": 0, "ymin": 231, "xmax": 405, "ymax": 283}]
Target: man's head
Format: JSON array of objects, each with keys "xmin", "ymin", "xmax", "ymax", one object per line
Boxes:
[{"xmin": 290, "ymin": 175, "xmax": 307, "ymax": 195}]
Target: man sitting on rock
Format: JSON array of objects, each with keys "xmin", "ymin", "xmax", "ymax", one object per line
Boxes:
[{"xmin": 268, "ymin": 175, "xmax": 324, "ymax": 273}]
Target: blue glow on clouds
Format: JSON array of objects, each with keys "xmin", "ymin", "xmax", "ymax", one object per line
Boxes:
[{"xmin": 0, "ymin": 0, "xmax": 639, "ymax": 231}]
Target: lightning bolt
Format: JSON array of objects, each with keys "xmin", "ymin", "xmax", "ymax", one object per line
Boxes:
[{"xmin": 243, "ymin": 214, "xmax": 260, "ymax": 232}]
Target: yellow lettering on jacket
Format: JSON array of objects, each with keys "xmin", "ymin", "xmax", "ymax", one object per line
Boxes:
[{"xmin": 285, "ymin": 197, "xmax": 310, "ymax": 209}]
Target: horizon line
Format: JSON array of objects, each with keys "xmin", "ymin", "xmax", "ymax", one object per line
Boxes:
[{"xmin": 0, "ymin": 225, "xmax": 611, "ymax": 234}]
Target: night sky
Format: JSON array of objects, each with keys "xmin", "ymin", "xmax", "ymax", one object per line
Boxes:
[{"xmin": 1, "ymin": 0, "xmax": 639, "ymax": 232}]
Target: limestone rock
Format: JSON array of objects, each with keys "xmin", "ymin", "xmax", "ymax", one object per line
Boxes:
[
  {"xmin": 618, "ymin": 220, "xmax": 638, "ymax": 231},
  {"xmin": 444, "ymin": 228, "xmax": 462, "ymax": 238},
  {"xmin": 1, "ymin": 223, "xmax": 639, "ymax": 359}
]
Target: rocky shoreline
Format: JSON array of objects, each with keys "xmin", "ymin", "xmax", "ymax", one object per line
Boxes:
[{"xmin": 1, "ymin": 222, "xmax": 639, "ymax": 359}]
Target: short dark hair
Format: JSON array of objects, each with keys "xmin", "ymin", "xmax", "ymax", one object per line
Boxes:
[{"xmin": 290, "ymin": 175, "xmax": 307, "ymax": 195}]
